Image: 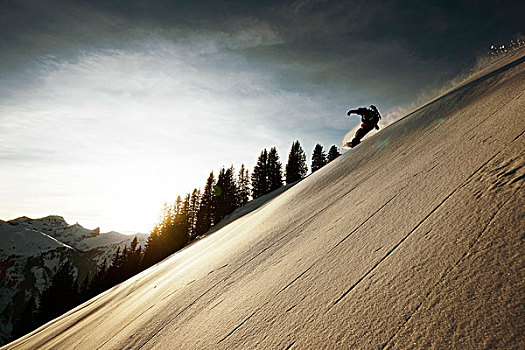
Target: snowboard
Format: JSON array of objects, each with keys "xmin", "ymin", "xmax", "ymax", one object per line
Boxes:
[{"xmin": 342, "ymin": 139, "xmax": 360, "ymax": 149}]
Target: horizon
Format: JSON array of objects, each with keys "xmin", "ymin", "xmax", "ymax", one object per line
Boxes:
[{"xmin": 1, "ymin": 0, "xmax": 524, "ymax": 233}]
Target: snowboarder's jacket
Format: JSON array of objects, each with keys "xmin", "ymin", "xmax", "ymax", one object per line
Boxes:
[{"xmin": 347, "ymin": 105, "xmax": 381, "ymax": 129}]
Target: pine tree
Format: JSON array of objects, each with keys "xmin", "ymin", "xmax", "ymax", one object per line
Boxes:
[
  {"xmin": 285, "ymin": 140, "xmax": 308, "ymax": 184},
  {"xmin": 181, "ymin": 193, "xmax": 191, "ymax": 233},
  {"xmin": 174, "ymin": 196, "xmax": 183, "ymax": 222},
  {"xmin": 129, "ymin": 236, "xmax": 139, "ymax": 252},
  {"xmin": 311, "ymin": 143, "xmax": 328, "ymax": 172},
  {"xmin": 78, "ymin": 275, "xmax": 91, "ymax": 302},
  {"xmin": 225, "ymin": 166, "xmax": 237, "ymax": 212},
  {"xmin": 327, "ymin": 145, "xmax": 341, "ymax": 162},
  {"xmin": 164, "ymin": 216, "xmax": 189, "ymax": 254},
  {"xmin": 122, "ymin": 236, "xmax": 141, "ymax": 278},
  {"xmin": 36, "ymin": 261, "xmax": 77, "ymax": 324},
  {"xmin": 89, "ymin": 258, "xmax": 109, "ymax": 295},
  {"xmin": 214, "ymin": 166, "xmax": 237, "ymax": 222},
  {"xmin": 236, "ymin": 164, "xmax": 250, "ymax": 207},
  {"xmin": 111, "ymin": 246, "xmax": 123, "ymax": 270},
  {"xmin": 267, "ymin": 147, "xmax": 283, "ymax": 192},
  {"xmin": 188, "ymin": 189, "xmax": 201, "ymax": 239},
  {"xmin": 214, "ymin": 167, "xmax": 226, "ymax": 220},
  {"xmin": 11, "ymin": 294, "xmax": 37, "ymax": 340},
  {"xmin": 251, "ymin": 149, "xmax": 269, "ymax": 199},
  {"xmin": 195, "ymin": 171, "xmax": 216, "ymax": 235},
  {"xmin": 142, "ymin": 226, "xmax": 161, "ymax": 267}
]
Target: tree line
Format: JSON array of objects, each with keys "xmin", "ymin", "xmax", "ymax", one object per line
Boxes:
[{"xmin": 11, "ymin": 141, "xmax": 340, "ymax": 340}]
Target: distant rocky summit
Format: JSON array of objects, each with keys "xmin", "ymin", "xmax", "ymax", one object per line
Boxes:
[{"xmin": 0, "ymin": 216, "xmax": 147, "ymax": 345}]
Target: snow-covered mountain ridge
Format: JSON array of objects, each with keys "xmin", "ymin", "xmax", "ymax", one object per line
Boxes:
[
  {"xmin": 0, "ymin": 216, "xmax": 148, "ymax": 345},
  {"xmin": 1, "ymin": 215, "xmax": 147, "ymax": 256}
]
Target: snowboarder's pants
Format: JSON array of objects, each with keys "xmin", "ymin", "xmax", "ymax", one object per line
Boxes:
[{"xmin": 353, "ymin": 123, "xmax": 376, "ymax": 142}]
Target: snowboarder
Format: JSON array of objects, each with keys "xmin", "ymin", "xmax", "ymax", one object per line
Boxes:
[{"xmin": 346, "ymin": 105, "xmax": 381, "ymax": 148}]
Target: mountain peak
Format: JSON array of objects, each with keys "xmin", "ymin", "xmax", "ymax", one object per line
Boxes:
[
  {"xmin": 40, "ymin": 215, "xmax": 67, "ymax": 223},
  {"xmin": 2, "ymin": 216, "xmax": 101, "ymax": 250},
  {"xmin": 8, "ymin": 215, "xmax": 67, "ymax": 226}
]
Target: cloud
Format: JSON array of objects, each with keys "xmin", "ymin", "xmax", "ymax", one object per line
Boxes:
[
  {"xmin": 2, "ymin": 0, "xmax": 524, "ymax": 232},
  {"xmin": 0, "ymin": 36, "xmax": 338, "ymax": 232}
]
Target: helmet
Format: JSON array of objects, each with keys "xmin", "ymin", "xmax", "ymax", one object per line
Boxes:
[{"xmin": 370, "ymin": 104, "xmax": 378, "ymax": 111}]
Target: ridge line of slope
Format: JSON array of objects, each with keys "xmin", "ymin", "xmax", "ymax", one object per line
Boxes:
[
  {"xmin": 327, "ymin": 150, "xmax": 502, "ymax": 310},
  {"xmin": 387, "ymin": 54, "xmax": 525, "ymax": 131},
  {"xmin": 380, "ymin": 182, "xmax": 523, "ymax": 350}
]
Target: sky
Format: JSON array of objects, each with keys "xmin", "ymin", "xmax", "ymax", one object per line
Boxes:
[{"xmin": 1, "ymin": 0, "xmax": 524, "ymax": 234}]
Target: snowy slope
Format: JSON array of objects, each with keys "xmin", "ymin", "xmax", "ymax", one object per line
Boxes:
[
  {"xmin": 6, "ymin": 216, "xmax": 100, "ymax": 251},
  {"xmin": 5, "ymin": 53, "xmax": 525, "ymax": 349},
  {"xmin": 0, "ymin": 223, "xmax": 73, "ymax": 257},
  {"xmin": 84, "ymin": 231, "xmax": 148, "ymax": 266},
  {"xmin": 0, "ymin": 216, "xmax": 147, "ymax": 259}
]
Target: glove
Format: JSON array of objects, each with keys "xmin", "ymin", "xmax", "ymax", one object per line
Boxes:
[{"xmin": 375, "ymin": 125, "xmax": 379, "ymax": 130}]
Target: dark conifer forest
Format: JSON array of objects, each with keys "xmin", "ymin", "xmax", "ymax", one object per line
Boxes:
[{"xmin": 11, "ymin": 141, "xmax": 341, "ymax": 340}]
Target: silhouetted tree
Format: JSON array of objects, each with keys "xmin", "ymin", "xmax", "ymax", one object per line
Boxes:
[
  {"xmin": 181, "ymin": 193, "xmax": 191, "ymax": 233},
  {"xmin": 142, "ymin": 228, "xmax": 161, "ymax": 267},
  {"xmin": 77, "ymin": 275, "xmax": 91, "ymax": 301},
  {"xmin": 195, "ymin": 172, "xmax": 216, "ymax": 235},
  {"xmin": 143, "ymin": 201, "xmax": 174, "ymax": 265},
  {"xmin": 267, "ymin": 147, "xmax": 283, "ymax": 192},
  {"xmin": 36, "ymin": 261, "xmax": 77, "ymax": 324},
  {"xmin": 188, "ymin": 189, "xmax": 201, "ymax": 239},
  {"xmin": 112, "ymin": 246, "xmax": 124, "ymax": 269},
  {"xmin": 129, "ymin": 235, "xmax": 139, "ymax": 252},
  {"xmin": 327, "ymin": 145, "xmax": 341, "ymax": 162},
  {"xmin": 252, "ymin": 149, "xmax": 269, "ymax": 199},
  {"xmin": 311, "ymin": 143, "xmax": 328, "ymax": 172},
  {"xmin": 214, "ymin": 166, "xmax": 237, "ymax": 222},
  {"xmin": 143, "ymin": 198, "xmax": 191, "ymax": 266},
  {"xmin": 11, "ymin": 294, "xmax": 38, "ymax": 339},
  {"xmin": 121, "ymin": 236, "xmax": 142, "ymax": 278},
  {"xmin": 285, "ymin": 140, "xmax": 307, "ymax": 184},
  {"xmin": 164, "ymin": 214, "xmax": 190, "ymax": 254},
  {"xmin": 236, "ymin": 164, "xmax": 250, "ymax": 207}
]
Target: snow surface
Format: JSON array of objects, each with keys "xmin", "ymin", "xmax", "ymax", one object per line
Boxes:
[
  {"xmin": 87, "ymin": 232, "xmax": 149, "ymax": 266},
  {"xmin": 1, "ymin": 216, "xmax": 97, "ymax": 252},
  {"xmin": 4, "ymin": 52, "xmax": 525, "ymax": 349},
  {"xmin": 0, "ymin": 223, "xmax": 72, "ymax": 256},
  {"xmin": 82, "ymin": 231, "xmax": 148, "ymax": 250},
  {"xmin": 0, "ymin": 216, "xmax": 145, "ymax": 256}
]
